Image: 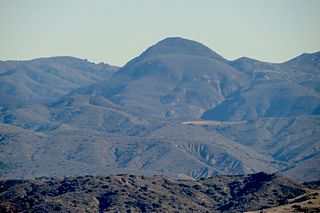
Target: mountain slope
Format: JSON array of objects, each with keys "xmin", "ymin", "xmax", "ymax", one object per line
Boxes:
[
  {"xmin": 0, "ymin": 94, "xmax": 59, "ymax": 132},
  {"xmin": 203, "ymin": 51, "xmax": 320, "ymax": 121},
  {"xmin": 50, "ymin": 94, "xmax": 152, "ymax": 136},
  {"xmin": 199, "ymin": 116, "xmax": 320, "ymax": 181},
  {"xmin": 0, "ymin": 38, "xmax": 319, "ymax": 183},
  {"xmin": 230, "ymin": 51, "xmax": 320, "ymax": 90},
  {"xmin": 75, "ymin": 37, "xmax": 251, "ymax": 118},
  {"xmin": 0, "ymin": 173, "xmax": 306, "ymax": 212},
  {"xmin": 0, "ymin": 56, "xmax": 117, "ymax": 104},
  {"xmin": 202, "ymin": 82, "xmax": 320, "ymax": 121},
  {"xmin": 246, "ymin": 188, "xmax": 320, "ymax": 213},
  {"xmin": 0, "ymin": 122, "xmax": 280, "ymax": 180}
]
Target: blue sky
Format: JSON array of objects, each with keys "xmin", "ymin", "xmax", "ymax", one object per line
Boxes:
[{"xmin": 0, "ymin": 0, "xmax": 319, "ymax": 66}]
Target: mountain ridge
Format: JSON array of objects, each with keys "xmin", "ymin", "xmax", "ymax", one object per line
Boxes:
[
  {"xmin": 0, "ymin": 173, "xmax": 310, "ymax": 212},
  {"xmin": 0, "ymin": 37, "xmax": 319, "ymax": 183}
]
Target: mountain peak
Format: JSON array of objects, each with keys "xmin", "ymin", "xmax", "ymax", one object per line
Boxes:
[
  {"xmin": 139, "ymin": 37, "xmax": 225, "ymax": 61},
  {"xmin": 283, "ymin": 51, "xmax": 320, "ymax": 65},
  {"xmin": 157, "ymin": 37, "xmax": 203, "ymax": 46}
]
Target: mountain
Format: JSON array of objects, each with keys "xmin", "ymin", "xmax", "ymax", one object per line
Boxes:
[
  {"xmin": 245, "ymin": 187, "xmax": 320, "ymax": 213},
  {"xmin": 0, "ymin": 37, "xmax": 319, "ymax": 183},
  {"xmin": 280, "ymin": 51, "xmax": 320, "ymax": 92},
  {"xmin": 200, "ymin": 116, "xmax": 320, "ymax": 182},
  {"xmin": 0, "ymin": 93, "xmax": 63, "ymax": 133},
  {"xmin": 281, "ymin": 51, "xmax": 320, "ymax": 75},
  {"xmin": 0, "ymin": 122, "xmax": 279, "ymax": 180},
  {"xmin": 230, "ymin": 52, "xmax": 320, "ymax": 88},
  {"xmin": 202, "ymin": 82, "xmax": 320, "ymax": 121},
  {"xmin": 0, "ymin": 56, "xmax": 117, "ymax": 104},
  {"xmin": 75, "ymin": 37, "xmax": 251, "ymax": 118},
  {"xmin": 49, "ymin": 94, "xmax": 152, "ymax": 136},
  {"xmin": 131, "ymin": 37, "xmax": 227, "ymax": 61},
  {"xmin": 0, "ymin": 173, "xmax": 309, "ymax": 212},
  {"xmin": 203, "ymin": 52, "xmax": 320, "ymax": 121}
]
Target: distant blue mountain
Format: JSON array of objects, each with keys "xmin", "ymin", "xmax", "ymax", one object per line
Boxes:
[{"xmin": 0, "ymin": 37, "xmax": 319, "ymax": 182}]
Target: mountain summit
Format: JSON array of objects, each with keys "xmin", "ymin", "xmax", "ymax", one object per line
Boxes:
[
  {"xmin": 136, "ymin": 37, "xmax": 226, "ymax": 62},
  {"xmin": 107, "ymin": 37, "xmax": 250, "ymax": 118}
]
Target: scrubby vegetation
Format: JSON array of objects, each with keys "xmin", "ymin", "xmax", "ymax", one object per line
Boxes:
[{"xmin": 0, "ymin": 173, "xmax": 309, "ymax": 212}]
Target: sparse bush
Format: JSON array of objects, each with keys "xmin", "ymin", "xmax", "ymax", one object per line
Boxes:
[
  {"xmin": 140, "ymin": 186, "xmax": 148, "ymax": 191},
  {"xmin": 292, "ymin": 204, "xmax": 302, "ymax": 210},
  {"xmin": 152, "ymin": 203, "xmax": 161, "ymax": 208},
  {"xmin": 206, "ymin": 187, "xmax": 215, "ymax": 195},
  {"xmin": 193, "ymin": 184, "xmax": 202, "ymax": 190}
]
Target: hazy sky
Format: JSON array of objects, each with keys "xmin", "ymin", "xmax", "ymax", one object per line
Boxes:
[{"xmin": 0, "ymin": 0, "xmax": 319, "ymax": 66}]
